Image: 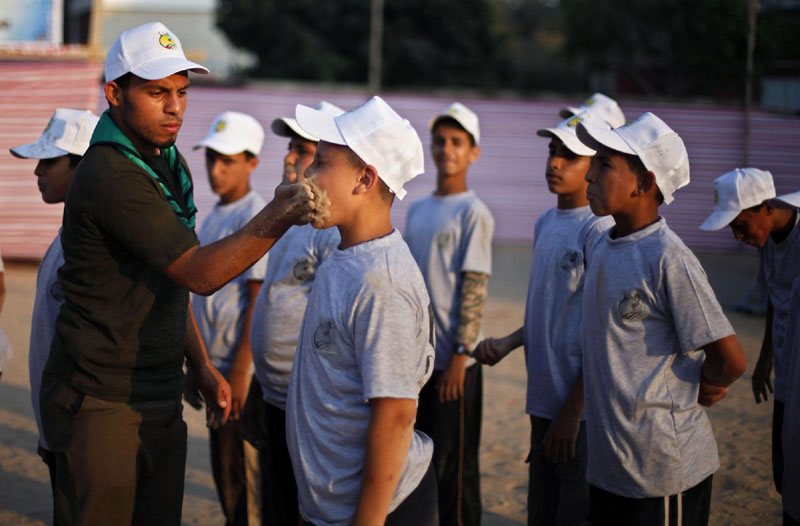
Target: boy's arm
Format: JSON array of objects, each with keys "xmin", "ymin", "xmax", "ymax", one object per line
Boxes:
[
  {"xmin": 543, "ymin": 373, "xmax": 584, "ymax": 463},
  {"xmin": 353, "ymin": 397, "xmax": 417, "ymax": 526},
  {"xmin": 699, "ymin": 334, "xmax": 747, "ymax": 407},
  {"xmin": 440, "ymin": 271, "xmax": 488, "ymax": 402},
  {"xmin": 227, "ymin": 280, "xmax": 262, "ymax": 421},
  {"xmin": 185, "ymin": 302, "xmax": 232, "ymax": 427},
  {"xmin": 473, "ymin": 327, "xmax": 523, "ymax": 365},
  {"xmin": 752, "ymin": 300, "xmax": 774, "ymax": 403}
]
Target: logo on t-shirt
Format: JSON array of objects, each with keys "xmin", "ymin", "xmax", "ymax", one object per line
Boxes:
[
  {"xmin": 313, "ymin": 319, "xmax": 334, "ymax": 351},
  {"xmin": 618, "ymin": 289, "xmax": 649, "ymax": 322},
  {"xmin": 293, "ymin": 257, "xmax": 314, "ymax": 282},
  {"xmin": 560, "ymin": 250, "xmax": 583, "ymax": 270},
  {"xmin": 436, "ymin": 230, "xmax": 454, "ymax": 249}
]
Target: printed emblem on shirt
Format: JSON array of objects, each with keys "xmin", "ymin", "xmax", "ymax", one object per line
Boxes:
[
  {"xmin": 49, "ymin": 280, "xmax": 64, "ymax": 302},
  {"xmin": 292, "ymin": 256, "xmax": 314, "ymax": 282},
  {"xmin": 617, "ymin": 289, "xmax": 649, "ymax": 322},
  {"xmin": 313, "ymin": 319, "xmax": 334, "ymax": 352},
  {"xmin": 560, "ymin": 250, "xmax": 583, "ymax": 271},
  {"xmin": 436, "ymin": 230, "xmax": 454, "ymax": 249}
]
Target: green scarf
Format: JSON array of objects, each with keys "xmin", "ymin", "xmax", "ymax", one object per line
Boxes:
[{"xmin": 90, "ymin": 110, "xmax": 197, "ymax": 229}]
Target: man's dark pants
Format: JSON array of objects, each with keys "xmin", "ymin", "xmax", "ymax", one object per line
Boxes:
[
  {"xmin": 40, "ymin": 374, "xmax": 187, "ymax": 525},
  {"xmin": 416, "ymin": 363, "xmax": 482, "ymax": 526},
  {"xmin": 210, "ymin": 415, "xmax": 249, "ymax": 525}
]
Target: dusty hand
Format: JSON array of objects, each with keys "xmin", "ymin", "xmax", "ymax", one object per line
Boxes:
[
  {"xmin": 228, "ymin": 368, "xmax": 251, "ymax": 422},
  {"xmin": 192, "ymin": 361, "xmax": 232, "ymax": 429},
  {"xmin": 751, "ymin": 354, "xmax": 773, "ymax": 404},
  {"xmin": 699, "ymin": 376, "xmax": 729, "ymax": 407},
  {"xmin": 543, "ymin": 411, "xmax": 581, "ymax": 463},
  {"xmin": 263, "ymin": 182, "xmax": 315, "ymax": 235},
  {"xmin": 439, "ymin": 354, "xmax": 467, "ymax": 402},
  {"xmin": 473, "ymin": 337, "xmax": 514, "ymax": 366}
]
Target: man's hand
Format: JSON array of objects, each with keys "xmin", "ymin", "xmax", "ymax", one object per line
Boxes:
[
  {"xmin": 543, "ymin": 410, "xmax": 581, "ymax": 463},
  {"xmin": 752, "ymin": 353, "xmax": 773, "ymax": 404},
  {"xmin": 473, "ymin": 336, "xmax": 515, "ymax": 366},
  {"xmin": 699, "ymin": 376, "xmax": 729, "ymax": 407},
  {"xmin": 439, "ymin": 353, "xmax": 467, "ymax": 402},
  {"xmin": 192, "ymin": 361, "xmax": 232, "ymax": 429},
  {"xmin": 260, "ymin": 181, "xmax": 315, "ymax": 237}
]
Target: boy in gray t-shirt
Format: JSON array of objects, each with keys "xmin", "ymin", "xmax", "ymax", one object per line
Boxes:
[
  {"xmin": 699, "ymin": 169, "xmax": 800, "ymax": 495},
  {"xmin": 575, "ymin": 113, "xmax": 747, "ymax": 526},
  {"xmin": 473, "ymin": 108, "xmax": 617, "ymax": 526},
  {"xmin": 286, "ymin": 96, "xmax": 436, "ymax": 526}
]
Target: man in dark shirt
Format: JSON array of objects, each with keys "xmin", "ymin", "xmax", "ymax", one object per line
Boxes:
[{"xmin": 39, "ymin": 22, "xmax": 314, "ymax": 525}]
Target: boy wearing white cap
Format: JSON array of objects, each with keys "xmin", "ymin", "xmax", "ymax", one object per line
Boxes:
[
  {"xmin": 189, "ymin": 110, "xmax": 268, "ymax": 525},
  {"xmin": 39, "ymin": 22, "xmax": 314, "ymax": 525},
  {"xmin": 473, "ymin": 109, "xmax": 615, "ymax": 526},
  {"xmin": 699, "ymin": 169, "xmax": 800, "ymax": 496},
  {"xmin": 248, "ymin": 101, "xmax": 343, "ymax": 525},
  {"xmin": 285, "ymin": 96, "xmax": 437, "ymax": 526},
  {"xmin": 404, "ymin": 101, "xmax": 493, "ymax": 526},
  {"xmin": 559, "ymin": 92, "xmax": 627, "ymax": 129},
  {"xmin": 575, "ymin": 113, "xmax": 747, "ymax": 525},
  {"xmin": 9, "ymin": 107, "xmax": 99, "ymax": 516}
]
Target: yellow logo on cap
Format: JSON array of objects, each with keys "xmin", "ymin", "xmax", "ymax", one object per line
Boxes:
[
  {"xmin": 585, "ymin": 96, "xmax": 596, "ymax": 106},
  {"xmin": 215, "ymin": 120, "xmax": 226, "ymax": 132},
  {"xmin": 447, "ymin": 108, "xmax": 459, "ymax": 116},
  {"xmin": 159, "ymin": 33, "xmax": 176, "ymax": 50},
  {"xmin": 567, "ymin": 116, "xmax": 582, "ymax": 128}
]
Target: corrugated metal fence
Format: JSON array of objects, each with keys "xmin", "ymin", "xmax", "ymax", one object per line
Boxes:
[{"xmin": 1, "ymin": 62, "xmax": 799, "ymax": 259}]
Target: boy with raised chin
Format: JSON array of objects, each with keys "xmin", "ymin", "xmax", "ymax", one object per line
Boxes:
[
  {"xmin": 286, "ymin": 96, "xmax": 437, "ymax": 526},
  {"xmin": 575, "ymin": 113, "xmax": 747, "ymax": 525}
]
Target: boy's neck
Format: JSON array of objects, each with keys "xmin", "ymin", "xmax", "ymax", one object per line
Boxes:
[
  {"xmin": 557, "ymin": 191, "xmax": 590, "ymax": 210},
  {"xmin": 770, "ymin": 208, "xmax": 798, "ymax": 244},
  {"xmin": 435, "ymin": 172, "xmax": 468, "ymax": 196},
  {"xmin": 218, "ymin": 184, "xmax": 251, "ymax": 205},
  {"xmin": 337, "ymin": 207, "xmax": 393, "ymax": 250},
  {"xmin": 611, "ymin": 207, "xmax": 660, "ymax": 238}
]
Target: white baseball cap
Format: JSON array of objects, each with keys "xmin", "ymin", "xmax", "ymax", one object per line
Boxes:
[
  {"xmin": 105, "ymin": 22, "xmax": 209, "ymax": 82},
  {"xmin": 194, "ymin": 111, "xmax": 265, "ymax": 156},
  {"xmin": 428, "ymin": 102, "xmax": 480, "ymax": 145},
  {"xmin": 560, "ymin": 93, "xmax": 626, "ymax": 129},
  {"xmin": 536, "ymin": 110, "xmax": 611, "ymax": 156},
  {"xmin": 577, "ymin": 112, "xmax": 689, "ymax": 205},
  {"xmin": 776, "ymin": 189, "xmax": 800, "ymax": 208},
  {"xmin": 295, "ymin": 96, "xmax": 424, "ymax": 200},
  {"xmin": 10, "ymin": 108, "xmax": 99, "ymax": 159},
  {"xmin": 271, "ymin": 101, "xmax": 345, "ymax": 141},
  {"xmin": 699, "ymin": 168, "xmax": 776, "ymax": 231}
]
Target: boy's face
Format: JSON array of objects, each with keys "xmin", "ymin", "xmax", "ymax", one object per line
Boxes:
[
  {"xmin": 729, "ymin": 206, "xmax": 772, "ymax": 247},
  {"xmin": 205, "ymin": 148, "xmax": 257, "ymax": 202},
  {"xmin": 584, "ymin": 146, "xmax": 640, "ymax": 216},
  {"xmin": 282, "ymin": 135, "xmax": 317, "ymax": 184},
  {"xmin": 431, "ymin": 122, "xmax": 479, "ymax": 179},
  {"xmin": 303, "ymin": 141, "xmax": 362, "ymax": 228},
  {"xmin": 35, "ymin": 155, "xmax": 74, "ymax": 204},
  {"xmin": 545, "ymin": 137, "xmax": 591, "ymax": 196}
]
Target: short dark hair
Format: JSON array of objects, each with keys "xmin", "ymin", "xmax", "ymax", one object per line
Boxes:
[
  {"xmin": 432, "ymin": 117, "xmax": 476, "ymax": 147},
  {"xmin": 244, "ymin": 151, "xmax": 256, "ymax": 161},
  {"xmin": 112, "ymin": 72, "xmax": 134, "ymax": 89},
  {"xmin": 624, "ymin": 154, "xmax": 664, "ymax": 205},
  {"xmin": 67, "ymin": 154, "xmax": 82, "ymax": 168}
]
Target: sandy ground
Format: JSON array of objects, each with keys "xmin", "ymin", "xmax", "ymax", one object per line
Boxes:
[{"xmin": 0, "ymin": 244, "xmax": 782, "ymax": 525}]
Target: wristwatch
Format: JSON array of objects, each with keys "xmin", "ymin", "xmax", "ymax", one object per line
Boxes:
[{"xmin": 454, "ymin": 344, "xmax": 470, "ymax": 356}]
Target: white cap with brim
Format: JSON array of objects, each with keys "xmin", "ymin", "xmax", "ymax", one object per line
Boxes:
[
  {"xmin": 105, "ymin": 22, "xmax": 208, "ymax": 82},
  {"xmin": 698, "ymin": 168, "xmax": 776, "ymax": 231},
  {"xmin": 10, "ymin": 108, "xmax": 99, "ymax": 159},
  {"xmin": 271, "ymin": 101, "xmax": 345, "ymax": 141},
  {"xmin": 536, "ymin": 110, "xmax": 612, "ymax": 156},
  {"xmin": 428, "ymin": 102, "xmax": 480, "ymax": 145},
  {"xmin": 576, "ymin": 112, "xmax": 689, "ymax": 205},
  {"xmin": 776, "ymin": 190, "xmax": 800, "ymax": 208},
  {"xmin": 559, "ymin": 92, "xmax": 626, "ymax": 129},
  {"xmin": 295, "ymin": 96, "xmax": 424, "ymax": 200},
  {"xmin": 193, "ymin": 111, "xmax": 265, "ymax": 156}
]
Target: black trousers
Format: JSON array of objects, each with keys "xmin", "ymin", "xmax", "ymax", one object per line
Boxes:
[
  {"xmin": 527, "ymin": 415, "xmax": 590, "ymax": 526},
  {"xmin": 40, "ymin": 374, "xmax": 187, "ymax": 526},
  {"xmin": 774, "ymin": 399, "xmax": 785, "ymax": 494},
  {"xmin": 590, "ymin": 475, "xmax": 713, "ymax": 526},
  {"xmin": 416, "ymin": 363, "xmax": 482, "ymax": 526},
  {"xmin": 210, "ymin": 415, "xmax": 249, "ymax": 525}
]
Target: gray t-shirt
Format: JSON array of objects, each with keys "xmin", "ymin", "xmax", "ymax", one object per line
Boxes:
[
  {"xmin": 286, "ymin": 230, "xmax": 435, "ymax": 526},
  {"xmin": 780, "ymin": 276, "xmax": 800, "ymax": 520},
  {"xmin": 524, "ymin": 206, "xmax": 613, "ymax": 419},
  {"xmin": 405, "ymin": 191, "xmax": 494, "ymax": 369},
  {"xmin": 29, "ymin": 232, "xmax": 64, "ymax": 450},
  {"xmin": 582, "ymin": 218, "xmax": 735, "ymax": 498},
  {"xmin": 250, "ymin": 224, "xmax": 340, "ymax": 410},
  {"xmin": 191, "ymin": 191, "xmax": 268, "ymax": 377},
  {"xmin": 759, "ymin": 212, "xmax": 800, "ymax": 401}
]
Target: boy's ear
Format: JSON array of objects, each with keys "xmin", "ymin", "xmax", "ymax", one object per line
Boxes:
[
  {"xmin": 105, "ymin": 81, "xmax": 122, "ymax": 108},
  {"xmin": 762, "ymin": 202, "xmax": 774, "ymax": 216},
  {"xmin": 469, "ymin": 144, "xmax": 481, "ymax": 164},
  {"xmin": 247, "ymin": 155, "xmax": 259, "ymax": 171},
  {"xmin": 635, "ymin": 170, "xmax": 657, "ymax": 196},
  {"xmin": 353, "ymin": 164, "xmax": 379, "ymax": 195}
]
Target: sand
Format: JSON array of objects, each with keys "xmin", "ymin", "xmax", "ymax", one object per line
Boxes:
[
  {"xmin": 0, "ymin": 247, "xmax": 783, "ymax": 525},
  {"xmin": 305, "ymin": 177, "xmax": 331, "ymax": 228}
]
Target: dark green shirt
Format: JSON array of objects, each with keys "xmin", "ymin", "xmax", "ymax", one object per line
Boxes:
[{"xmin": 45, "ymin": 144, "xmax": 200, "ymax": 402}]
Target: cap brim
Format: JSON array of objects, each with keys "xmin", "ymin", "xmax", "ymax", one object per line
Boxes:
[
  {"xmin": 270, "ymin": 117, "xmax": 318, "ymax": 142},
  {"xmin": 576, "ymin": 122, "xmax": 635, "ymax": 155},
  {"xmin": 699, "ymin": 209, "xmax": 740, "ymax": 231},
  {"xmin": 192, "ymin": 137, "xmax": 249, "ymax": 156},
  {"xmin": 10, "ymin": 140, "xmax": 69, "ymax": 159},
  {"xmin": 536, "ymin": 128, "xmax": 595, "ymax": 156},
  {"xmin": 558, "ymin": 106, "xmax": 581, "ymax": 119},
  {"xmin": 774, "ymin": 190, "xmax": 800, "ymax": 208},
  {"xmin": 130, "ymin": 57, "xmax": 209, "ymax": 80},
  {"xmin": 295, "ymin": 105, "xmax": 346, "ymax": 146}
]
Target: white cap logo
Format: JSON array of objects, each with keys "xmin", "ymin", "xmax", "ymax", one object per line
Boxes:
[{"xmin": 158, "ymin": 32, "xmax": 177, "ymax": 50}]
